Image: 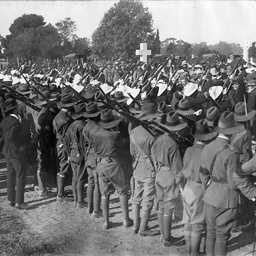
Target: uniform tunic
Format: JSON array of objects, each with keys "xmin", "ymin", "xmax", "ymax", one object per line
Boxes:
[
  {"xmin": 182, "ymin": 143, "xmax": 205, "ymax": 225},
  {"xmin": 153, "ymin": 133, "xmax": 183, "ymax": 214},
  {"xmin": 130, "ymin": 125, "xmax": 156, "ymax": 210},
  {"xmin": 93, "ymin": 128, "xmax": 127, "ymax": 197}
]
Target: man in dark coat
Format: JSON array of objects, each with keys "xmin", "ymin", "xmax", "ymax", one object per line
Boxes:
[{"xmin": 0, "ymin": 98, "xmax": 29, "ymax": 209}]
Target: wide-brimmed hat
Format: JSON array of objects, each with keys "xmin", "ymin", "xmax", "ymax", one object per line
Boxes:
[
  {"xmin": 206, "ymin": 106, "xmax": 220, "ymax": 127},
  {"xmin": 12, "ymin": 77, "xmax": 20, "ymax": 86},
  {"xmin": 184, "ymin": 82, "xmax": 198, "ymax": 97},
  {"xmin": 82, "ymin": 102, "xmax": 101, "ymax": 118},
  {"xmin": 176, "ymin": 99, "xmax": 194, "ymax": 115},
  {"xmin": 84, "ymin": 86, "xmax": 99, "ymax": 99},
  {"xmin": 97, "ymin": 109, "xmax": 121, "ymax": 129},
  {"xmin": 210, "ymin": 67, "xmax": 219, "ymax": 76},
  {"xmin": 100, "ymin": 83, "xmax": 114, "ymax": 95},
  {"xmin": 111, "ymin": 91, "xmax": 129, "ymax": 102},
  {"xmin": 156, "ymin": 80, "xmax": 167, "ymax": 97},
  {"xmin": 162, "ymin": 111, "xmax": 187, "ymax": 131},
  {"xmin": 157, "ymin": 101, "xmax": 172, "ymax": 113},
  {"xmin": 234, "ymin": 102, "xmax": 256, "ymax": 122},
  {"xmin": 71, "ymin": 102, "xmax": 87, "ymax": 119},
  {"xmin": 129, "ymin": 103, "xmax": 142, "ymax": 114},
  {"xmin": 34, "ymin": 91, "xmax": 57, "ymax": 106},
  {"xmin": 4, "ymin": 98, "xmax": 18, "ymax": 113},
  {"xmin": 58, "ymin": 93, "xmax": 78, "ymax": 108},
  {"xmin": 191, "ymin": 119, "xmax": 218, "ymax": 141},
  {"xmin": 208, "ymin": 85, "xmax": 223, "ymax": 100},
  {"xmin": 246, "ymin": 80, "xmax": 256, "ymax": 87},
  {"xmin": 16, "ymin": 83, "xmax": 31, "ymax": 95},
  {"xmin": 214, "ymin": 111, "xmax": 244, "ymax": 135},
  {"xmin": 136, "ymin": 103, "xmax": 162, "ymax": 121},
  {"xmin": 126, "ymin": 88, "xmax": 140, "ymax": 106}
]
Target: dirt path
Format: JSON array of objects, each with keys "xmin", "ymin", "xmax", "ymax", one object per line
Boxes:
[{"xmin": 0, "ymin": 166, "xmax": 255, "ymax": 256}]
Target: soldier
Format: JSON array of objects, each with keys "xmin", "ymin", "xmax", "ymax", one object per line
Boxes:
[
  {"xmin": 130, "ymin": 103, "xmax": 161, "ymax": 236},
  {"xmin": 53, "ymin": 91, "xmax": 77, "ymax": 202},
  {"xmin": 64, "ymin": 102, "xmax": 87, "ymax": 208},
  {"xmin": 93, "ymin": 109, "xmax": 132, "ymax": 229},
  {"xmin": 34, "ymin": 91, "xmax": 56, "ymax": 197},
  {"xmin": 153, "ymin": 111, "xmax": 186, "ymax": 246},
  {"xmin": 199, "ymin": 111, "xmax": 256, "ymax": 256},
  {"xmin": 182, "ymin": 119, "xmax": 217, "ymax": 256},
  {"xmin": 0, "ymin": 98, "xmax": 29, "ymax": 209},
  {"xmin": 83, "ymin": 102, "xmax": 102, "ymax": 217}
]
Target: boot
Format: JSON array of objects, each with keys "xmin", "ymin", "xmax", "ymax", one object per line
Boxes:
[
  {"xmin": 102, "ymin": 196, "xmax": 110, "ymax": 230},
  {"xmin": 184, "ymin": 224, "xmax": 192, "ymax": 256},
  {"xmin": 132, "ymin": 204, "xmax": 140, "ymax": 233},
  {"xmin": 77, "ymin": 181, "xmax": 85, "ymax": 205},
  {"xmin": 138, "ymin": 209, "xmax": 159, "ymax": 236},
  {"xmin": 87, "ymin": 184, "xmax": 94, "ymax": 214},
  {"xmin": 163, "ymin": 214, "xmax": 181, "ymax": 247},
  {"xmin": 191, "ymin": 224, "xmax": 204, "ymax": 256},
  {"xmin": 157, "ymin": 211, "xmax": 164, "ymax": 243},
  {"xmin": 190, "ymin": 232, "xmax": 202, "ymax": 256},
  {"xmin": 37, "ymin": 171, "xmax": 47, "ymax": 193},
  {"xmin": 56, "ymin": 174, "xmax": 65, "ymax": 200},
  {"xmin": 206, "ymin": 236, "xmax": 216, "ymax": 256},
  {"xmin": 120, "ymin": 195, "xmax": 133, "ymax": 227},
  {"xmin": 215, "ymin": 238, "xmax": 227, "ymax": 256},
  {"xmin": 93, "ymin": 185, "xmax": 102, "ymax": 218}
]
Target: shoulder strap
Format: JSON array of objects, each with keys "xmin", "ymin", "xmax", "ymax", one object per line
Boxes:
[
  {"xmin": 231, "ymin": 130, "xmax": 247, "ymax": 147},
  {"xmin": 130, "ymin": 131, "xmax": 148, "ymax": 158},
  {"xmin": 209, "ymin": 145, "xmax": 229, "ymax": 173}
]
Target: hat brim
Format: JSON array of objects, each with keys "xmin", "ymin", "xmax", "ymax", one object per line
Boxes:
[
  {"xmin": 191, "ymin": 125, "xmax": 218, "ymax": 141},
  {"xmin": 71, "ymin": 113, "xmax": 84, "ymax": 120},
  {"xmin": 129, "ymin": 107, "xmax": 142, "ymax": 114},
  {"xmin": 4, "ymin": 105, "xmax": 18, "ymax": 113},
  {"xmin": 162, "ymin": 121, "xmax": 187, "ymax": 132},
  {"xmin": 82, "ymin": 111, "xmax": 101, "ymax": 118},
  {"xmin": 176, "ymin": 109, "xmax": 195, "ymax": 115},
  {"xmin": 137, "ymin": 112, "xmax": 162, "ymax": 121},
  {"xmin": 234, "ymin": 110, "xmax": 256, "ymax": 122},
  {"xmin": 18, "ymin": 90, "xmax": 31, "ymax": 95},
  {"xmin": 34, "ymin": 96, "xmax": 57, "ymax": 106},
  {"xmin": 214, "ymin": 122, "xmax": 244, "ymax": 135},
  {"xmin": 112, "ymin": 97, "xmax": 129, "ymax": 103},
  {"xmin": 97, "ymin": 117, "xmax": 121, "ymax": 129},
  {"xmin": 58, "ymin": 101, "xmax": 78, "ymax": 108}
]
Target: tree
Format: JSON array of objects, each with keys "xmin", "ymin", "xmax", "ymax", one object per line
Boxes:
[
  {"xmin": 55, "ymin": 17, "xmax": 78, "ymax": 46},
  {"xmin": 73, "ymin": 37, "xmax": 91, "ymax": 56},
  {"xmin": 92, "ymin": 0, "xmax": 155, "ymax": 60},
  {"xmin": 166, "ymin": 41, "xmax": 191, "ymax": 57},
  {"xmin": 208, "ymin": 41, "xmax": 242, "ymax": 57},
  {"xmin": 150, "ymin": 28, "xmax": 161, "ymax": 55},
  {"xmin": 5, "ymin": 14, "xmax": 62, "ymax": 60}
]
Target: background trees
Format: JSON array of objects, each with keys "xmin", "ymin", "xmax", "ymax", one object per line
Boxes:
[{"xmin": 91, "ymin": 0, "xmax": 160, "ymax": 61}]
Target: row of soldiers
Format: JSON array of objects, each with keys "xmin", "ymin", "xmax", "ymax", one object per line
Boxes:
[{"xmin": 1, "ymin": 56, "xmax": 256, "ymax": 256}]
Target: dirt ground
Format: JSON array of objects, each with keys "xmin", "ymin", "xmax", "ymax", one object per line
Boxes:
[{"xmin": 0, "ymin": 163, "xmax": 256, "ymax": 256}]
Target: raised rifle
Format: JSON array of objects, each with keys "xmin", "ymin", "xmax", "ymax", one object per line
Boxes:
[
  {"xmin": 90, "ymin": 62, "xmax": 110, "ymax": 82},
  {"xmin": 225, "ymin": 55, "xmax": 243, "ymax": 93},
  {"xmin": 142, "ymin": 57, "xmax": 171, "ymax": 94},
  {"xmin": 168, "ymin": 58, "xmax": 183, "ymax": 86},
  {"xmin": 63, "ymin": 83, "xmax": 87, "ymax": 103},
  {"xmin": 131, "ymin": 57, "xmax": 155, "ymax": 89},
  {"xmin": 2, "ymin": 60, "xmax": 15, "ymax": 73},
  {"xmin": 209, "ymin": 95, "xmax": 224, "ymax": 112},
  {"xmin": 0, "ymin": 82, "xmax": 40, "ymax": 112},
  {"xmin": 198, "ymin": 55, "xmax": 215, "ymax": 88}
]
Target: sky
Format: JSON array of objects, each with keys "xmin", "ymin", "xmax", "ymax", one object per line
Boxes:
[{"xmin": 0, "ymin": 1, "xmax": 256, "ymax": 47}]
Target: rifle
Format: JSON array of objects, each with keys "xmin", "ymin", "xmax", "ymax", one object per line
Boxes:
[
  {"xmin": 28, "ymin": 77, "xmax": 60, "ymax": 113},
  {"xmin": 208, "ymin": 95, "xmax": 224, "ymax": 112},
  {"xmin": 131, "ymin": 57, "xmax": 155, "ymax": 88},
  {"xmin": 148, "ymin": 119, "xmax": 194, "ymax": 147},
  {"xmin": 91, "ymin": 62, "xmax": 110, "ymax": 82},
  {"xmin": 142, "ymin": 57, "xmax": 171, "ymax": 93},
  {"xmin": 178, "ymin": 113, "xmax": 196, "ymax": 127},
  {"xmin": 63, "ymin": 83, "xmax": 86, "ymax": 103},
  {"xmin": 198, "ymin": 55, "xmax": 215, "ymax": 88},
  {"xmin": 97, "ymin": 99, "xmax": 156, "ymax": 137},
  {"xmin": 127, "ymin": 92, "xmax": 141, "ymax": 108},
  {"xmin": 1, "ymin": 83, "xmax": 40, "ymax": 112},
  {"xmin": 225, "ymin": 55, "xmax": 243, "ymax": 93},
  {"xmin": 2, "ymin": 61, "xmax": 15, "ymax": 74}
]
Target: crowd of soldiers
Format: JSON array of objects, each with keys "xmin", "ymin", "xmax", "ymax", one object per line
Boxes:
[{"xmin": 1, "ymin": 54, "xmax": 256, "ymax": 256}]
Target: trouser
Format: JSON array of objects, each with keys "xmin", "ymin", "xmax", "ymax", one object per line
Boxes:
[
  {"xmin": 87, "ymin": 166, "xmax": 101, "ymax": 213},
  {"xmin": 205, "ymin": 203, "xmax": 237, "ymax": 256},
  {"xmin": 6, "ymin": 158, "xmax": 26, "ymax": 204},
  {"xmin": 56, "ymin": 143, "xmax": 71, "ymax": 197},
  {"xmin": 71, "ymin": 159, "xmax": 86, "ymax": 203}
]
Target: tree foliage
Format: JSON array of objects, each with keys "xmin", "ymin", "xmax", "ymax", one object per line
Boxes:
[{"xmin": 92, "ymin": 0, "xmax": 155, "ymax": 61}]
